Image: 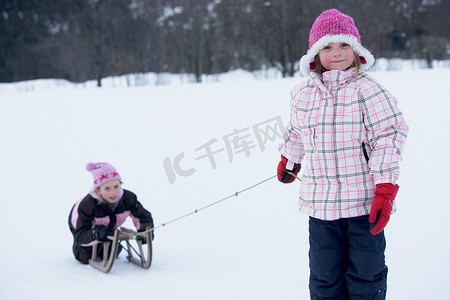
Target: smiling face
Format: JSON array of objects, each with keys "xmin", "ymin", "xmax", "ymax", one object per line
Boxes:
[
  {"xmin": 318, "ymin": 42, "xmax": 356, "ymax": 71},
  {"xmin": 96, "ymin": 180, "xmax": 121, "ymax": 203}
]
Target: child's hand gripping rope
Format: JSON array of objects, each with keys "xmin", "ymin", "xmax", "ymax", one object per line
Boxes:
[{"xmin": 277, "ymin": 155, "xmax": 301, "ymax": 183}]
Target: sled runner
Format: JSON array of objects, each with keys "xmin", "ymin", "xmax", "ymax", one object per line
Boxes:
[{"xmin": 88, "ymin": 227, "xmax": 153, "ymax": 273}]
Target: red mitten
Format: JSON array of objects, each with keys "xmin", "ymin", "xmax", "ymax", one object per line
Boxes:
[
  {"xmin": 277, "ymin": 155, "xmax": 300, "ymax": 184},
  {"xmin": 369, "ymin": 183, "xmax": 399, "ymax": 235}
]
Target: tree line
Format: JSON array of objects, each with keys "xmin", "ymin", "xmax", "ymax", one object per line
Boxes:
[{"xmin": 1, "ymin": 0, "xmax": 449, "ymax": 86}]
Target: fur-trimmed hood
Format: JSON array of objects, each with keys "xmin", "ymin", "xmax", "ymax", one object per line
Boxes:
[
  {"xmin": 299, "ymin": 34, "xmax": 375, "ymax": 77},
  {"xmin": 299, "ymin": 9, "xmax": 375, "ymax": 77}
]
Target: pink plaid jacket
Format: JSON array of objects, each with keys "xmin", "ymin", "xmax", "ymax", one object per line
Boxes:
[{"xmin": 279, "ymin": 69, "xmax": 408, "ymax": 220}]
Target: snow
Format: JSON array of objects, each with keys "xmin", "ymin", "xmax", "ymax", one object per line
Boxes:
[{"xmin": 0, "ymin": 65, "xmax": 449, "ymax": 299}]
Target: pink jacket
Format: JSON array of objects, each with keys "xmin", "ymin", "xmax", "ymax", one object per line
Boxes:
[{"xmin": 279, "ymin": 69, "xmax": 408, "ymax": 220}]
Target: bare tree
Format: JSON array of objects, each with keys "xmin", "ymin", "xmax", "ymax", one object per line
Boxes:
[{"xmin": 1, "ymin": 0, "xmax": 449, "ymax": 83}]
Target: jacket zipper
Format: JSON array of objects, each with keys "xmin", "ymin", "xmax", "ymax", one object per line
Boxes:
[{"xmin": 362, "ymin": 142, "xmax": 369, "ymax": 163}]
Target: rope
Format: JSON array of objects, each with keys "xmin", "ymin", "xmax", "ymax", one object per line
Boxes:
[
  {"xmin": 119, "ymin": 241, "xmax": 142, "ymax": 258},
  {"xmin": 153, "ymin": 174, "xmax": 277, "ymax": 230},
  {"xmin": 286, "ymin": 171, "xmax": 302, "ymax": 182}
]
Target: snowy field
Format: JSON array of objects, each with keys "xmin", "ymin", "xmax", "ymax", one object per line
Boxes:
[{"xmin": 0, "ymin": 63, "xmax": 449, "ymax": 299}]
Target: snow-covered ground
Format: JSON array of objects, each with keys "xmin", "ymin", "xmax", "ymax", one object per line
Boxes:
[{"xmin": 0, "ymin": 65, "xmax": 449, "ymax": 299}]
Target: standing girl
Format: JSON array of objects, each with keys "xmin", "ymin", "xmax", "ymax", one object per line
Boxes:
[
  {"xmin": 277, "ymin": 9, "xmax": 408, "ymax": 299},
  {"xmin": 68, "ymin": 162, "xmax": 154, "ymax": 264}
]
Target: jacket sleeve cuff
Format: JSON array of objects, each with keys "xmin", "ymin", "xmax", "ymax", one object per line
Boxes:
[
  {"xmin": 278, "ymin": 145, "xmax": 303, "ymax": 164},
  {"xmin": 374, "ymin": 173, "xmax": 397, "ymax": 186}
]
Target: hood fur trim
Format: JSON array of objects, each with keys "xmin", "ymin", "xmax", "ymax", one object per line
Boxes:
[{"xmin": 299, "ymin": 34, "xmax": 374, "ymax": 77}]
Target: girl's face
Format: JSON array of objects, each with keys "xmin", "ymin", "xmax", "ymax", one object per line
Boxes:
[
  {"xmin": 318, "ymin": 42, "xmax": 355, "ymax": 71},
  {"xmin": 96, "ymin": 180, "xmax": 121, "ymax": 203}
]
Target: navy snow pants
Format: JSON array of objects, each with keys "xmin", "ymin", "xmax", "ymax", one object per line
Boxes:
[{"xmin": 309, "ymin": 215, "xmax": 388, "ymax": 300}]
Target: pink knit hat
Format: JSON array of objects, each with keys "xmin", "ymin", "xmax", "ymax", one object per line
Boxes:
[
  {"xmin": 299, "ymin": 9, "xmax": 374, "ymax": 76},
  {"xmin": 86, "ymin": 162, "xmax": 122, "ymax": 191}
]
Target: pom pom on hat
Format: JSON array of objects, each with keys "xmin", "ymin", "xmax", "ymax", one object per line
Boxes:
[
  {"xmin": 86, "ymin": 162, "xmax": 96, "ymax": 172},
  {"xmin": 299, "ymin": 9, "xmax": 375, "ymax": 77},
  {"xmin": 86, "ymin": 162, "xmax": 121, "ymax": 191}
]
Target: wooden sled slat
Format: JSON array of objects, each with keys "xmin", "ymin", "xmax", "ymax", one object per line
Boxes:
[
  {"xmin": 88, "ymin": 229, "xmax": 120, "ymax": 273},
  {"xmin": 125, "ymin": 229, "xmax": 153, "ymax": 269}
]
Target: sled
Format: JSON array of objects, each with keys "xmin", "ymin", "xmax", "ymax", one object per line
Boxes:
[
  {"xmin": 88, "ymin": 227, "xmax": 153, "ymax": 273},
  {"xmin": 121, "ymin": 227, "xmax": 153, "ymax": 269}
]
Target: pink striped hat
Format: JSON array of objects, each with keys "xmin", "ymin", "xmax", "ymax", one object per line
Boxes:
[{"xmin": 299, "ymin": 9, "xmax": 374, "ymax": 76}]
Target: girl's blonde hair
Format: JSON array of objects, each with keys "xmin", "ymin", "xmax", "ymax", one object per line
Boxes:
[{"xmin": 314, "ymin": 51, "xmax": 361, "ymax": 74}]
